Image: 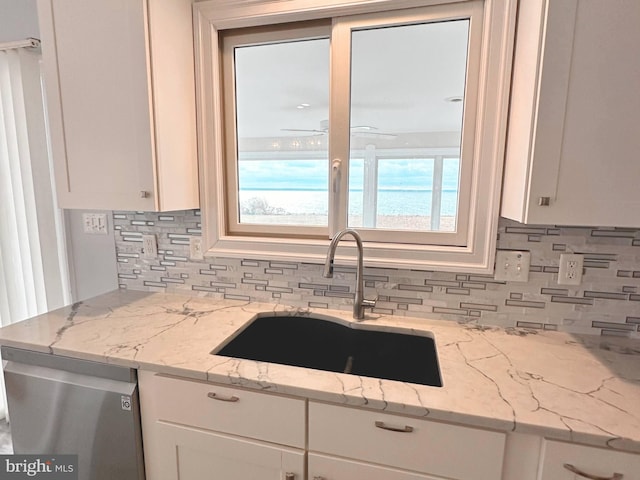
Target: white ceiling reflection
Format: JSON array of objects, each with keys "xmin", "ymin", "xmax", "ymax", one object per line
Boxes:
[{"xmin": 234, "ymin": 19, "xmax": 468, "ymax": 141}]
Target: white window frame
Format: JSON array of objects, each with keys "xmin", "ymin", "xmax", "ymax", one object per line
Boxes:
[{"xmin": 194, "ymin": 0, "xmax": 517, "ymax": 273}]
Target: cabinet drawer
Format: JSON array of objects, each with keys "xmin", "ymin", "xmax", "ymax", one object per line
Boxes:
[
  {"xmin": 309, "ymin": 402, "xmax": 505, "ymax": 480},
  {"xmin": 539, "ymin": 439, "xmax": 640, "ymax": 480},
  {"xmin": 143, "ymin": 373, "xmax": 305, "ymax": 448},
  {"xmin": 310, "ymin": 453, "xmax": 442, "ymax": 480}
]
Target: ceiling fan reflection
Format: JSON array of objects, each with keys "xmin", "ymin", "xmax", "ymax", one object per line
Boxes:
[{"xmin": 281, "ymin": 120, "xmax": 397, "ymax": 139}]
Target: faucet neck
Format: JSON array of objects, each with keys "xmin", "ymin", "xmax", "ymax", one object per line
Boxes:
[{"xmin": 323, "ymin": 229, "xmax": 369, "ymax": 319}]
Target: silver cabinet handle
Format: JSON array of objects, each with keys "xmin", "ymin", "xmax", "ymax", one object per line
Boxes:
[
  {"xmin": 207, "ymin": 392, "xmax": 239, "ymax": 402},
  {"xmin": 563, "ymin": 463, "xmax": 623, "ymax": 480},
  {"xmin": 284, "ymin": 473, "xmax": 295, "ymax": 480},
  {"xmin": 375, "ymin": 420, "xmax": 414, "ymax": 433}
]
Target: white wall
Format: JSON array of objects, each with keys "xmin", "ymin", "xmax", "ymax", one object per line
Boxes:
[
  {"xmin": 1, "ymin": 0, "xmax": 118, "ymax": 302},
  {"xmin": 65, "ymin": 211, "xmax": 118, "ymax": 302}
]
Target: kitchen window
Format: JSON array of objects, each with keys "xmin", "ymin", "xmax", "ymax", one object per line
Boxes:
[{"xmin": 195, "ymin": 0, "xmax": 517, "ymax": 272}]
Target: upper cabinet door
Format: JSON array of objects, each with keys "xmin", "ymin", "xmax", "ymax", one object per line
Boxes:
[
  {"xmin": 38, "ymin": 0, "xmax": 199, "ymax": 212},
  {"xmin": 501, "ymin": 0, "xmax": 640, "ymax": 227}
]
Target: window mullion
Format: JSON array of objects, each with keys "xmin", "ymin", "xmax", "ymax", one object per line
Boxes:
[
  {"xmin": 328, "ymin": 19, "xmax": 352, "ymax": 237},
  {"xmin": 431, "ymin": 155, "xmax": 444, "ymax": 230},
  {"xmin": 362, "ymin": 144, "xmax": 378, "ymax": 228}
]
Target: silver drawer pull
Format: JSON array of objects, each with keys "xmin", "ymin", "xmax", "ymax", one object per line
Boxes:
[
  {"xmin": 375, "ymin": 421, "xmax": 414, "ymax": 433},
  {"xmin": 285, "ymin": 473, "xmax": 296, "ymax": 480},
  {"xmin": 207, "ymin": 392, "xmax": 239, "ymax": 402},
  {"xmin": 563, "ymin": 463, "xmax": 623, "ymax": 480}
]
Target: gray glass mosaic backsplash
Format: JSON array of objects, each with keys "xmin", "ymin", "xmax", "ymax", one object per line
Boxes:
[{"xmin": 114, "ymin": 211, "xmax": 640, "ymax": 338}]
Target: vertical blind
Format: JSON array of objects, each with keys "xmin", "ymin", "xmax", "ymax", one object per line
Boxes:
[{"xmin": 0, "ymin": 45, "xmax": 71, "ymax": 418}]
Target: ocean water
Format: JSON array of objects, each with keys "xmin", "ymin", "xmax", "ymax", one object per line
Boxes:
[
  {"xmin": 239, "ymin": 189, "xmax": 459, "ymax": 216},
  {"xmin": 237, "ymin": 157, "xmax": 461, "ymax": 218}
]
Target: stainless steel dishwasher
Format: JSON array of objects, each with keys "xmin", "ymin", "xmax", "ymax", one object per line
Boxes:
[{"xmin": 2, "ymin": 346, "xmax": 145, "ymax": 480}]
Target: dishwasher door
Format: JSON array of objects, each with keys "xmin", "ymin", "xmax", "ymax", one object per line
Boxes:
[{"xmin": 2, "ymin": 347, "xmax": 145, "ymax": 480}]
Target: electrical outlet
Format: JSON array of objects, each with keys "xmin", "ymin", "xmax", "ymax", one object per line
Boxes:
[
  {"xmin": 494, "ymin": 250, "xmax": 531, "ymax": 282},
  {"xmin": 558, "ymin": 253, "xmax": 583, "ymax": 285},
  {"xmin": 189, "ymin": 236, "xmax": 203, "ymax": 260},
  {"xmin": 142, "ymin": 234, "xmax": 158, "ymax": 259}
]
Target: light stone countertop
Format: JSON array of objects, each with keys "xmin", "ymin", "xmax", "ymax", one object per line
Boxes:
[{"xmin": 1, "ymin": 290, "xmax": 639, "ymax": 453}]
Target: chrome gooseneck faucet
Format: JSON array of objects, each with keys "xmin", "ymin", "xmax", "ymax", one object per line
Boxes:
[{"xmin": 323, "ymin": 228, "xmax": 376, "ymax": 320}]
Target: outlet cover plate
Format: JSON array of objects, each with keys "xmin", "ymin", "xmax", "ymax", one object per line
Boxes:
[
  {"xmin": 142, "ymin": 234, "xmax": 158, "ymax": 259},
  {"xmin": 558, "ymin": 253, "xmax": 583, "ymax": 285},
  {"xmin": 189, "ymin": 237, "xmax": 204, "ymax": 260},
  {"xmin": 494, "ymin": 250, "xmax": 531, "ymax": 282}
]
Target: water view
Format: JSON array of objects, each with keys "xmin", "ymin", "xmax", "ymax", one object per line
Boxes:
[{"xmin": 237, "ymin": 158, "xmax": 460, "ymax": 231}]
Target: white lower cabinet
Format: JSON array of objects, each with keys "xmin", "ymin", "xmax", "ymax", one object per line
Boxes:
[
  {"xmin": 502, "ymin": 434, "xmax": 640, "ymax": 480},
  {"xmin": 308, "ymin": 402, "xmax": 506, "ymax": 480},
  {"xmin": 139, "ymin": 371, "xmax": 640, "ymax": 480},
  {"xmin": 153, "ymin": 422, "xmax": 304, "ymax": 480},
  {"xmin": 309, "ymin": 453, "xmax": 443, "ymax": 480},
  {"xmin": 538, "ymin": 439, "xmax": 640, "ymax": 480},
  {"xmin": 138, "ymin": 371, "xmax": 305, "ymax": 480}
]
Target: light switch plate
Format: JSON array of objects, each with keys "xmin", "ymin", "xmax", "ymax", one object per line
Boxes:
[
  {"xmin": 82, "ymin": 213, "xmax": 108, "ymax": 235},
  {"xmin": 494, "ymin": 250, "xmax": 531, "ymax": 282}
]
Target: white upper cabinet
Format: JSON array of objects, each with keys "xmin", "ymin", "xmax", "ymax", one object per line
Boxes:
[
  {"xmin": 37, "ymin": 0, "xmax": 199, "ymax": 211},
  {"xmin": 501, "ymin": 0, "xmax": 640, "ymax": 227}
]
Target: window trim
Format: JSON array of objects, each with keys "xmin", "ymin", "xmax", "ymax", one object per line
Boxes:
[{"xmin": 194, "ymin": 0, "xmax": 517, "ymax": 273}]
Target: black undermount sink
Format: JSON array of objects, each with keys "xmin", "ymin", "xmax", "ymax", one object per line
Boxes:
[{"xmin": 213, "ymin": 315, "xmax": 442, "ymax": 387}]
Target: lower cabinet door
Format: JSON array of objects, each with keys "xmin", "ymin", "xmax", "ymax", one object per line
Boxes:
[
  {"xmin": 309, "ymin": 453, "xmax": 446, "ymax": 480},
  {"xmin": 148, "ymin": 422, "xmax": 305, "ymax": 480}
]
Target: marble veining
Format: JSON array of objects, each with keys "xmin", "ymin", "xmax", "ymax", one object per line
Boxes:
[{"xmin": 1, "ymin": 290, "xmax": 639, "ymax": 453}]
